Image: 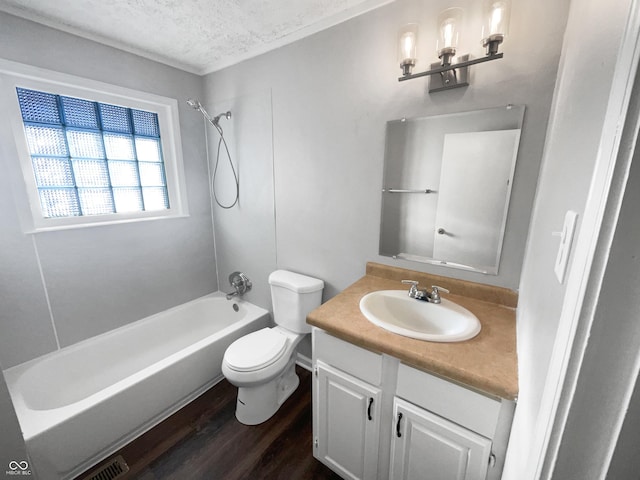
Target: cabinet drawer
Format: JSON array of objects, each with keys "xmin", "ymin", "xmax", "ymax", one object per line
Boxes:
[
  {"xmin": 313, "ymin": 328, "xmax": 382, "ymax": 386},
  {"xmin": 396, "ymin": 363, "xmax": 501, "ymax": 438}
]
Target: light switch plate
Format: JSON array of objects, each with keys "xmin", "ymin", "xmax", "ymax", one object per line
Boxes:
[{"xmin": 554, "ymin": 210, "xmax": 578, "ymax": 283}]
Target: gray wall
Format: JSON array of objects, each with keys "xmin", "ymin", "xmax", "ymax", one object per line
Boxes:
[
  {"xmin": 0, "ymin": 11, "xmax": 217, "ymax": 369},
  {"xmin": 203, "ymin": 0, "xmax": 569, "ymax": 298},
  {"xmin": 503, "ymin": 0, "xmax": 637, "ymax": 476}
]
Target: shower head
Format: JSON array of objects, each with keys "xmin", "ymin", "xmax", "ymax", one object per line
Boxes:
[
  {"xmin": 187, "ymin": 98, "xmax": 214, "ymax": 124},
  {"xmin": 212, "ymin": 111, "xmax": 232, "ymax": 125},
  {"xmin": 187, "ymin": 99, "xmax": 231, "ymax": 127},
  {"xmin": 186, "ymin": 98, "xmax": 201, "ymax": 110}
]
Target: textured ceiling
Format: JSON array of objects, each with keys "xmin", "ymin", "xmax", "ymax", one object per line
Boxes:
[{"xmin": 0, "ymin": 0, "xmax": 392, "ymax": 75}]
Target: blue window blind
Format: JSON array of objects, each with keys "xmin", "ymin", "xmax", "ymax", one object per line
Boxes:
[{"xmin": 16, "ymin": 87, "xmax": 169, "ymax": 218}]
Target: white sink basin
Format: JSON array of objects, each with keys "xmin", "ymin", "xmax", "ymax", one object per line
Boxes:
[{"xmin": 359, "ymin": 290, "xmax": 481, "ymax": 342}]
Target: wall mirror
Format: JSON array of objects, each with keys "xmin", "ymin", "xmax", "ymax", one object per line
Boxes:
[{"xmin": 379, "ymin": 105, "xmax": 525, "ymax": 275}]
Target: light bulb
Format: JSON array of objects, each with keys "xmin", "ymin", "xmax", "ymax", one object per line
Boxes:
[
  {"xmin": 437, "ymin": 8, "xmax": 462, "ymax": 66},
  {"xmin": 489, "ymin": 2, "xmax": 506, "ymax": 35},
  {"xmin": 442, "ymin": 20, "xmax": 455, "ymax": 49},
  {"xmin": 398, "ymin": 24, "xmax": 418, "ymax": 76},
  {"xmin": 482, "ymin": 0, "xmax": 511, "ymax": 55},
  {"xmin": 401, "ymin": 31, "xmax": 416, "ymax": 60}
]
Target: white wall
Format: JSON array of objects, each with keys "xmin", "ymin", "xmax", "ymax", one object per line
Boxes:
[
  {"xmin": 206, "ymin": 90, "xmax": 277, "ymax": 309},
  {"xmin": 203, "ymin": 0, "xmax": 569, "ymax": 299},
  {"xmin": 503, "ymin": 0, "xmax": 637, "ymax": 477},
  {"xmin": 549, "ymin": 7, "xmax": 640, "ymax": 476},
  {"xmin": 553, "ymin": 124, "xmax": 640, "ymax": 478},
  {"xmin": 0, "ymin": 368, "xmax": 30, "ymax": 477},
  {"xmin": 607, "ymin": 373, "xmax": 640, "ymax": 478},
  {"xmin": 0, "ymin": 11, "xmax": 217, "ymax": 368}
]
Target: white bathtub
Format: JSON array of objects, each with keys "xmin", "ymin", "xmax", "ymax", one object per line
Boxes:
[{"xmin": 3, "ymin": 292, "xmax": 270, "ymax": 480}]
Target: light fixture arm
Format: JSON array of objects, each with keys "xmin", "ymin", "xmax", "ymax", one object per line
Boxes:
[{"xmin": 398, "ymin": 52, "xmax": 503, "ymax": 82}]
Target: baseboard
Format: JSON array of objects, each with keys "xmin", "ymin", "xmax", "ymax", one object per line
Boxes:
[{"xmin": 296, "ymin": 352, "xmax": 312, "ymax": 371}]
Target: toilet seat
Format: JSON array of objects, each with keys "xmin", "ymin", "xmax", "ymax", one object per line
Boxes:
[{"xmin": 224, "ymin": 328, "xmax": 288, "ymax": 372}]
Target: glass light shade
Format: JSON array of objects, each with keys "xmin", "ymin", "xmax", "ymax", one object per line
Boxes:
[
  {"xmin": 437, "ymin": 8, "xmax": 463, "ymax": 54},
  {"xmin": 398, "ymin": 23, "xmax": 418, "ymax": 76},
  {"xmin": 398, "ymin": 24, "xmax": 418, "ymax": 63},
  {"xmin": 482, "ymin": 0, "xmax": 511, "ymax": 39}
]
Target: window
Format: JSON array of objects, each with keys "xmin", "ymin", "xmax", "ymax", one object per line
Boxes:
[
  {"xmin": 1, "ymin": 60, "xmax": 187, "ymax": 231},
  {"xmin": 17, "ymin": 88, "xmax": 170, "ymax": 218}
]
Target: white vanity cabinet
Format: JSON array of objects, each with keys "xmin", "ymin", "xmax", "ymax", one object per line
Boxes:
[
  {"xmin": 313, "ymin": 328, "xmax": 385, "ymax": 480},
  {"xmin": 315, "ymin": 363, "xmax": 382, "ymax": 480},
  {"xmin": 390, "ymin": 398, "xmax": 492, "ymax": 480},
  {"xmin": 390, "ymin": 362, "xmax": 508, "ymax": 480},
  {"xmin": 312, "ymin": 328, "xmax": 515, "ymax": 480}
]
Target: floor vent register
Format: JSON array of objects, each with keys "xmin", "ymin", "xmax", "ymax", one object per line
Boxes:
[{"xmin": 81, "ymin": 455, "xmax": 130, "ymax": 480}]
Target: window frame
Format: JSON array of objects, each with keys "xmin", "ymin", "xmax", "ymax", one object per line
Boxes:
[{"xmin": 0, "ymin": 59, "xmax": 189, "ymax": 232}]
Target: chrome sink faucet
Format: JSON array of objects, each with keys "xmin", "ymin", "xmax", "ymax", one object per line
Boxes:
[{"xmin": 401, "ymin": 280, "xmax": 449, "ymax": 304}]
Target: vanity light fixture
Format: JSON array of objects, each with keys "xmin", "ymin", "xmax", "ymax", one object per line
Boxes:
[{"xmin": 398, "ymin": 0, "xmax": 511, "ymax": 93}]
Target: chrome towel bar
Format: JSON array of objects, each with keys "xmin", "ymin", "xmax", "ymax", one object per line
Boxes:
[{"xmin": 382, "ymin": 188, "xmax": 436, "ymax": 194}]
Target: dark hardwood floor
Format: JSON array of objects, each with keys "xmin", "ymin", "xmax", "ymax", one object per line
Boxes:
[{"xmin": 77, "ymin": 367, "xmax": 341, "ymax": 480}]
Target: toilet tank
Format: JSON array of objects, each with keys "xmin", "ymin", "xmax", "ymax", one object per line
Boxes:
[{"xmin": 268, "ymin": 270, "xmax": 324, "ymax": 334}]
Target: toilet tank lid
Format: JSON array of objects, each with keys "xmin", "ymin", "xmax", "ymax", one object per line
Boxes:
[{"xmin": 269, "ymin": 270, "xmax": 324, "ymax": 293}]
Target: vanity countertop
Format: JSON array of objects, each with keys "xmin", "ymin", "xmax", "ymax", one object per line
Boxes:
[{"xmin": 306, "ymin": 262, "xmax": 518, "ymax": 400}]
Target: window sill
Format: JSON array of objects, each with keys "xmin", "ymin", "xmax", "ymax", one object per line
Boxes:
[{"xmin": 25, "ymin": 211, "xmax": 190, "ymax": 234}]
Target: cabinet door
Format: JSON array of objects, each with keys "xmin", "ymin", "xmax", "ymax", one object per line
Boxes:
[
  {"xmin": 390, "ymin": 398, "xmax": 492, "ymax": 480},
  {"xmin": 314, "ymin": 362, "xmax": 382, "ymax": 480}
]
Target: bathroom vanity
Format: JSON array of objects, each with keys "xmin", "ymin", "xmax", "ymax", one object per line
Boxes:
[{"xmin": 307, "ymin": 262, "xmax": 517, "ymax": 480}]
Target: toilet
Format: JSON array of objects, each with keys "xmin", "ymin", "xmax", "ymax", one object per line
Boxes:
[{"xmin": 222, "ymin": 270, "xmax": 324, "ymax": 425}]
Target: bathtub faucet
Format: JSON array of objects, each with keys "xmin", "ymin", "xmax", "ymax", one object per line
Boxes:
[{"xmin": 226, "ymin": 271, "xmax": 252, "ymax": 300}]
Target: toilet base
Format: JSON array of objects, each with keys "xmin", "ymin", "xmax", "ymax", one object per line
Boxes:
[{"xmin": 235, "ymin": 356, "xmax": 300, "ymax": 425}]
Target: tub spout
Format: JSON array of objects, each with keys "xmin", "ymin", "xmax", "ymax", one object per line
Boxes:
[{"xmin": 226, "ymin": 291, "xmax": 239, "ymax": 300}]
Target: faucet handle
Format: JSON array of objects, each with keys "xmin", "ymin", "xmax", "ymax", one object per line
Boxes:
[
  {"xmin": 401, "ymin": 280, "xmax": 420, "ymax": 297},
  {"xmin": 431, "ymin": 285, "xmax": 449, "ymax": 294},
  {"xmin": 228, "ymin": 271, "xmax": 252, "ymax": 295},
  {"xmin": 429, "ymin": 285, "xmax": 449, "ymax": 304}
]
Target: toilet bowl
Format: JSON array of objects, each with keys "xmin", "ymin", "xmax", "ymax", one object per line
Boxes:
[
  {"xmin": 222, "ymin": 326, "xmax": 304, "ymax": 425},
  {"xmin": 222, "ymin": 270, "xmax": 324, "ymax": 425}
]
